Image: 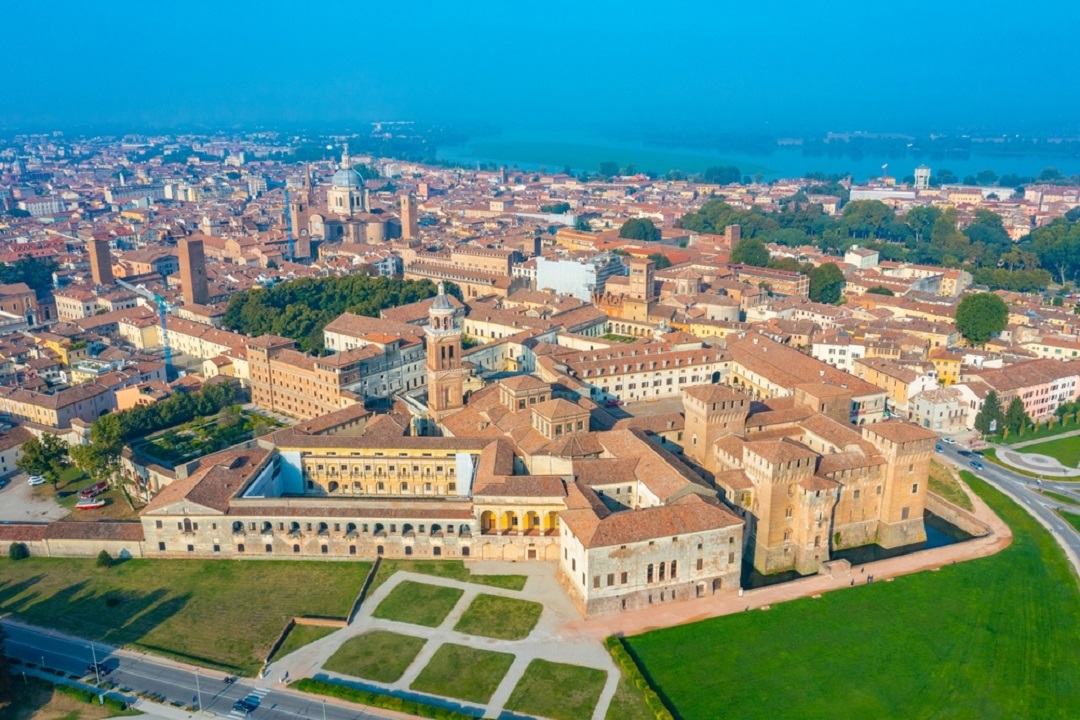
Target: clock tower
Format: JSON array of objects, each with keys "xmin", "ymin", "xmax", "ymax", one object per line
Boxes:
[{"xmin": 426, "ymin": 283, "xmax": 465, "ymax": 419}]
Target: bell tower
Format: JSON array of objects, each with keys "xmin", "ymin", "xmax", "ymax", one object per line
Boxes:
[{"xmin": 426, "ymin": 283, "xmax": 465, "ymax": 419}]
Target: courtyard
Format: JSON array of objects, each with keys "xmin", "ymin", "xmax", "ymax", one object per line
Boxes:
[{"xmin": 267, "ymin": 561, "xmax": 651, "ymax": 720}]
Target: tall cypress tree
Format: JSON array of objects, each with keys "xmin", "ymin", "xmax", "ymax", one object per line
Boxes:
[{"xmin": 975, "ymin": 390, "xmax": 1004, "ymax": 435}]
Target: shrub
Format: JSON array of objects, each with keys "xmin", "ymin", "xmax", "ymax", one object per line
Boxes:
[
  {"xmin": 294, "ymin": 678, "xmax": 478, "ymax": 720},
  {"xmin": 604, "ymin": 636, "xmax": 676, "ymax": 720},
  {"xmin": 96, "ymin": 550, "xmax": 114, "ymax": 568},
  {"xmin": 8, "ymin": 542, "xmax": 29, "ymax": 560}
]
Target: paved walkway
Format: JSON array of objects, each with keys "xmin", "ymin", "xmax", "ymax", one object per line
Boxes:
[
  {"xmin": 564, "ymin": 476, "xmax": 1012, "ymax": 641},
  {"xmin": 996, "ymin": 447, "xmax": 1080, "ymax": 477},
  {"xmin": 267, "ymin": 563, "xmax": 619, "ymax": 720}
]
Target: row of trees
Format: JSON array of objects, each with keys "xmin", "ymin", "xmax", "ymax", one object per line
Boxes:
[
  {"xmin": 224, "ymin": 275, "xmax": 456, "ymax": 353},
  {"xmin": 17, "ymin": 382, "xmax": 242, "ymax": 489},
  {"xmin": 974, "ymin": 391, "xmax": 1032, "ymax": 436},
  {"xmin": 680, "ymin": 197, "xmax": 1080, "ymax": 293},
  {"xmin": 0, "ymin": 257, "xmax": 59, "ymax": 300},
  {"xmin": 728, "ymin": 237, "xmax": 847, "ymax": 304}
]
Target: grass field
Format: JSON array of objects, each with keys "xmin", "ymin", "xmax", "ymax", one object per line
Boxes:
[
  {"xmin": 624, "ymin": 472, "xmax": 1080, "ymax": 720},
  {"xmin": 368, "ymin": 559, "xmax": 527, "ymax": 592},
  {"xmin": 453, "ymin": 594, "xmax": 543, "ymax": 640},
  {"xmin": 372, "ymin": 581, "xmax": 463, "ymax": 627},
  {"xmin": 410, "ymin": 643, "xmax": 514, "ymax": 704},
  {"xmin": 268, "ymin": 624, "xmax": 338, "ymax": 663},
  {"xmin": 1018, "ymin": 435, "xmax": 1080, "ymax": 467},
  {"xmin": 1060, "ymin": 510, "xmax": 1080, "ymax": 534},
  {"xmin": 0, "ymin": 676, "xmax": 137, "ymax": 720},
  {"xmin": 505, "ymin": 660, "xmax": 608, "ymax": 720},
  {"xmin": 323, "ymin": 630, "xmax": 427, "ymax": 683},
  {"xmin": 929, "ymin": 459, "xmax": 973, "ymax": 510},
  {"xmin": 604, "ymin": 671, "xmax": 656, "ymax": 720},
  {"xmin": 0, "ymin": 558, "xmax": 370, "ymax": 674},
  {"xmin": 1042, "ymin": 489, "xmax": 1080, "ymax": 506}
]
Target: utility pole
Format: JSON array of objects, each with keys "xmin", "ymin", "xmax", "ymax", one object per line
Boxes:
[
  {"xmin": 91, "ymin": 642, "xmax": 100, "ymax": 682},
  {"xmin": 195, "ymin": 671, "xmax": 202, "ymax": 711}
]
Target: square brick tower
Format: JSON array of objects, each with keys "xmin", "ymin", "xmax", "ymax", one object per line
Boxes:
[{"xmin": 179, "ymin": 237, "xmax": 209, "ymax": 305}]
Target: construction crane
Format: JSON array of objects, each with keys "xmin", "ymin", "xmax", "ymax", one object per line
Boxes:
[
  {"xmin": 115, "ymin": 278, "xmax": 174, "ymax": 379},
  {"xmin": 48, "ymin": 229, "xmax": 175, "ymax": 378}
]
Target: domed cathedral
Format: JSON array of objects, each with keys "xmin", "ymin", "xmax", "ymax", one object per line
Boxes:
[{"xmin": 290, "ymin": 144, "xmax": 398, "ymax": 249}]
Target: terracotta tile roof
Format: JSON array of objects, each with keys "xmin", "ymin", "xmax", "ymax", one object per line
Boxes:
[{"xmin": 560, "ymin": 494, "xmax": 740, "ymax": 549}]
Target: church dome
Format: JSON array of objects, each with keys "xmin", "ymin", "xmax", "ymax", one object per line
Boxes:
[{"xmin": 331, "ymin": 166, "xmax": 363, "ymax": 189}]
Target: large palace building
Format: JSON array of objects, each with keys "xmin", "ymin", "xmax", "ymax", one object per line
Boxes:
[{"xmin": 131, "ymin": 285, "xmax": 938, "ymax": 616}]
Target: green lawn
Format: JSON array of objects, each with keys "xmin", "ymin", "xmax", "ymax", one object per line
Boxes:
[
  {"xmin": 928, "ymin": 459, "xmax": 973, "ymax": 511},
  {"xmin": 505, "ymin": 659, "xmax": 608, "ymax": 720},
  {"xmin": 624, "ymin": 472, "xmax": 1080, "ymax": 720},
  {"xmin": 1042, "ymin": 489, "xmax": 1080, "ymax": 506},
  {"xmin": 453, "ymin": 594, "xmax": 543, "ymax": 640},
  {"xmin": 991, "ymin": 417, "xmax": 1080, "ymax": 445},
  {"xmin": 604, "ymin": 671, "xmax": 656, "ymax": 720},
  {"xmin": 369, "ymin": 559, "xmax": 527, "ymax": 592},
  {"xmin": 372, "ymin": 581, "xmax": 464, "ymax": 627},
  {"xmin": 410, "ymin": 643, "xmax": 514, "ymax": 704},
  {"xmin": 323, "ymin": 630, "xmax": 427, "ymax": 683},
  {"xmin": 1018, "ymin": 436, "xmax": 1080, "ymax": 468},
  {"xmin": 268, "ymin": 624, "xmax": 339, "ymax": 663},
  {"xmin": 1061, "ymin": 510, "xmax": 1080, "ymax": 534},
  {"xmin": 0, "ymin": 558, "xmax": 370, "ymax": 675}
]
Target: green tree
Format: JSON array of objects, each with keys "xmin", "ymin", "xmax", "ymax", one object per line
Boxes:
[
  {"xmin": 17, "ymin": 434, "xmax": 69, "ymax": 487},
  {"xmin": 619, "ymin": 218, "xmax": 661, "ymax": 241},
  {"xmin": 730, "ymin": 238, "xmax": 770, "ymax": 267},
  {"xmin": 540, "ymin": 202, "xmax": 571, "ymax": 214},
  {"xmin": 97, "ymin": 549, "xmax": 114, "ymax": 568},
  {"xmin": 809, "ymin": 263, "xmax": 845, "ymax": 304},
  {"xmin": 574, "ymin": 216, "xmax": 592, "ymax": 232},
  {"xmin": 866, "ymin": 285, "xmax": 895, "ymax": 296},
  {"xmin": 702, "ymin": 166, "xmax": 740, "ymax": 185},
  {"xmin": 597, "ymin": 161, "xmax": 619, "ymax": 179},
  {"xmin": 8, "ymin": 542, "xmax": 29, "ymax": 560},
  {"xmin": 70, "ymin": 442, "xmax": 119, "ymax": 486},
  {"xmin": 840, "ymin": 200, "xmax": 895, "ymax": 238},
  {"xmin": 1030, "ymin": 218, "xmax": 1080, "ymax": 285},
  {"xmin": 647, "ymin": 253, "xmax": 672, "ymax": 270},
  {"xmin": 955, "ymin": 292, "xmax": 1008, "ymax": 346},
  {"xmin": 1005, "ymin": 396, "xmax": 1031, "ymax": 433},
  {"xmin": 975, "ymin": 169, "xmax": 998, "ymax": 186},
  {"xmin": 975, "ymin": 391, "xmax": 1004, "ymax": 435}
]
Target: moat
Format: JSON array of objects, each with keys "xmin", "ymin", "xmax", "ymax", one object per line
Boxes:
[{"xmin": 741, "ymin": 512, "xmax": 975, "ymax": 589}]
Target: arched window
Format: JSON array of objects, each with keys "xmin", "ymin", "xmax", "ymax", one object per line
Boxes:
[
  {"xmin": 670, "ymin": 560, "xmax": 678, "ymax": 579},
  {"xmin": 647, "ymin": 564, "xmax": 654, "ymax": 583}
]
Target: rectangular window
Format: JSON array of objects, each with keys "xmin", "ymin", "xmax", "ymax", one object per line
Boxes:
[
  {"xmin": 853, "ymin": 489, "xmax": 861, "ymax": 500},
  {"xmin": 187, "ymin": 544, "xmax": 194, "ymax": 553},
  {"xmin": 607, "ymin": 573, "xmax": 615, "ymax": 586},
  {"xmin": 237, "ymin": 544, "xmax": 245, "ymax": 553},
  {"xmin": 697, "ymin": 558, "xmax": 704, "ymax": 571},
  {"xmin": 621, "ymin": 572, "xmax": 628, "ymax": 584},
  {"xmin": 213, "ymin": 544, "xmax": 220, "ymax": 553},
  {"xmin": 593, "ymin": 575, "xmax": 600, "ymax": 589},
  {"xmin": 158, "ymin": 542, "xmax": 165, "ymax": 551},
  {"xmin": 155, "ymin": 520, "xmax": 163, "ymax": 529},
  {"xmin": 571, "ymin": 558, "xmax": 576, "ymax": 571},
  {"xmin": 911, "ymin": 482, "xmax": 919, "ymax": 494}
]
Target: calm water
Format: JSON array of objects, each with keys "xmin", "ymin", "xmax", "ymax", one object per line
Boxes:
[
  {"xmin": 437, "ymin": 130, "xmax": 1080, "ymax": 182},
  {"xmin": 741, "ymin": 512, "xmax": 972, "ymax": 590}
]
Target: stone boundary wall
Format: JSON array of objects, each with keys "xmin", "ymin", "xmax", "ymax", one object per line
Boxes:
[
  {"xmin": 348, "ymin": 557, "xmax": 381, "ymax": 624},
  {"xmin": 927, "ymin": 491, "xmax": 992, "ymax": 538}
]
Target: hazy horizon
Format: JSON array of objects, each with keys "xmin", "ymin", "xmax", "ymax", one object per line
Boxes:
[{"xmin": 5, "ymin": 1, "xmax": 1080, "ymax": 137}]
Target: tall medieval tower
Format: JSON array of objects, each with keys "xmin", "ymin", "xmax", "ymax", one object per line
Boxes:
[
  {"xmin": 426, "ymin": 283, "xmax": 465, "ymax": 419},
  {"xmin": 681, "ymin": 385, "xmax": 749, "ymax": 472}
]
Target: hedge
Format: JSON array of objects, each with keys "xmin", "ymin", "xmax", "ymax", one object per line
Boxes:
[
  {"xmin": 605, "ymin": 636, "xmax": 676, "ymax": 720},
  {"xmin": 294, "ymin": 678, "xmax": 479, "ymax": 720},
  {"xmin": 54, "ymin": 681, "xmax": 130, "ymax": 712}
]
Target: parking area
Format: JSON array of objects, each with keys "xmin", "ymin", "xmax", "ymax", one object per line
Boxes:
[{"xmin": 0, "ymin": 473, "xmax": 68, "ymax": 523}]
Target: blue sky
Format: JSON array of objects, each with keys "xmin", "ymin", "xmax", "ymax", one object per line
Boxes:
[{"xmin": 4, "ymin": 1, "xmax": 1078, "ymax": 135}]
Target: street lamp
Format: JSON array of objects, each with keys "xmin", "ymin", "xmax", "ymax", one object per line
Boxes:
[
  {"xmin": 322, "ymin": 699, "xmax": 327, "ymax": 720},
  {"xmin": 195, "ymin": 671, "xmax": 202, "ymax": 711},
  {"xmin": 91, "ymin": 642, "xmax": 100, "ymax": 683}
]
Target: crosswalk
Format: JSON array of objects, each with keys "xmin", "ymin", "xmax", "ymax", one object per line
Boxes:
[{"xmin": 227, "ymin": 686, "xmax": 270, "ymax": 718}]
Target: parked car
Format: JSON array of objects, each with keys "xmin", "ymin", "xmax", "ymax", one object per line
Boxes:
[
  {"xmin": 605, "ymin": 399, "xmax": 623, "ymax": 408},
  {"xmin": 970, "ymin": 460, "xmax": 985, "ymax": 471},
  {"xmin": 79, "ymin": 482, "xmax": 108, "ymax": 499},
  {"xmin": 942, "ymin": 438, "xmax": 957, "ymax": 445},
  {"xmin": 935, "ymin": 444, "xmax": 944, "ymax": 453},
  {"xmin": 75, "ymin": 497, "xmax": 106, "ymax": 510},
  {"xmin": 28, "ymin": 475, "xmax": 47, "ymax": 486},
  {"xmin": 0, "ymin": 478, "xmax": 9, "ymax": 489},
  {"xmin": 233, "ymin": 698, "xmax": 259, "ymax": 713}
]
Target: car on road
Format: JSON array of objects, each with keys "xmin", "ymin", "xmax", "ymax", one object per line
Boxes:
[
  {"xmin": 0, "ymin": 478, "xmax": 8, "ymax": 489},
  {"xmin": 75, "ymin": 497, "xmax": 106, "ymax": 510},
  {"xmin": 970, "ymin": 460, "xmax": 985, "ymax": 471},
  {"xmin": 958, "ymin": 450, "xmax": 973, "ymax": 457},
  {"xmin": 233, "ymin": 698, "xmax": 259, "ymax": 713},
  {"xmin": 972, "ymin": 450, "xmax": 985, "ymax": 457},
  {"xmin": 28, "ymin": 475, "xmax": 46, "ymax": 486},
  {"xmin": 79, "ymin": 481, "xmax": 108, "ymax": 499},
  {"xmin": 935, "ymin": 444, "xmax": 943, "ymax": 453},
  {"xmin": 87, "ymin": 662, "xmax": 111, "ymax": 676},
  {"xmin": 942, "ymin": 438, "xmax": 957, "ymax": 445}
]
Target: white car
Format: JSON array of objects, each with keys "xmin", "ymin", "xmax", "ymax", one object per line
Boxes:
[
  {"xmin": 27, "ymin": 475, "xmax": 47, "ymax": 486},
  {"xmin": 942, "ymin": 438, "xmax": 957, "ymax": 445}
]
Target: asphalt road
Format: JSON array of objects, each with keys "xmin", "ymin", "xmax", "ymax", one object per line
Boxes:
[
  {"xmin": 0, "ymin": 621, "xmax": 392, "ymax": 720},
  {"xmin": 936, "ymin": 441, "xmax": 1080, "ymax": 572}
]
